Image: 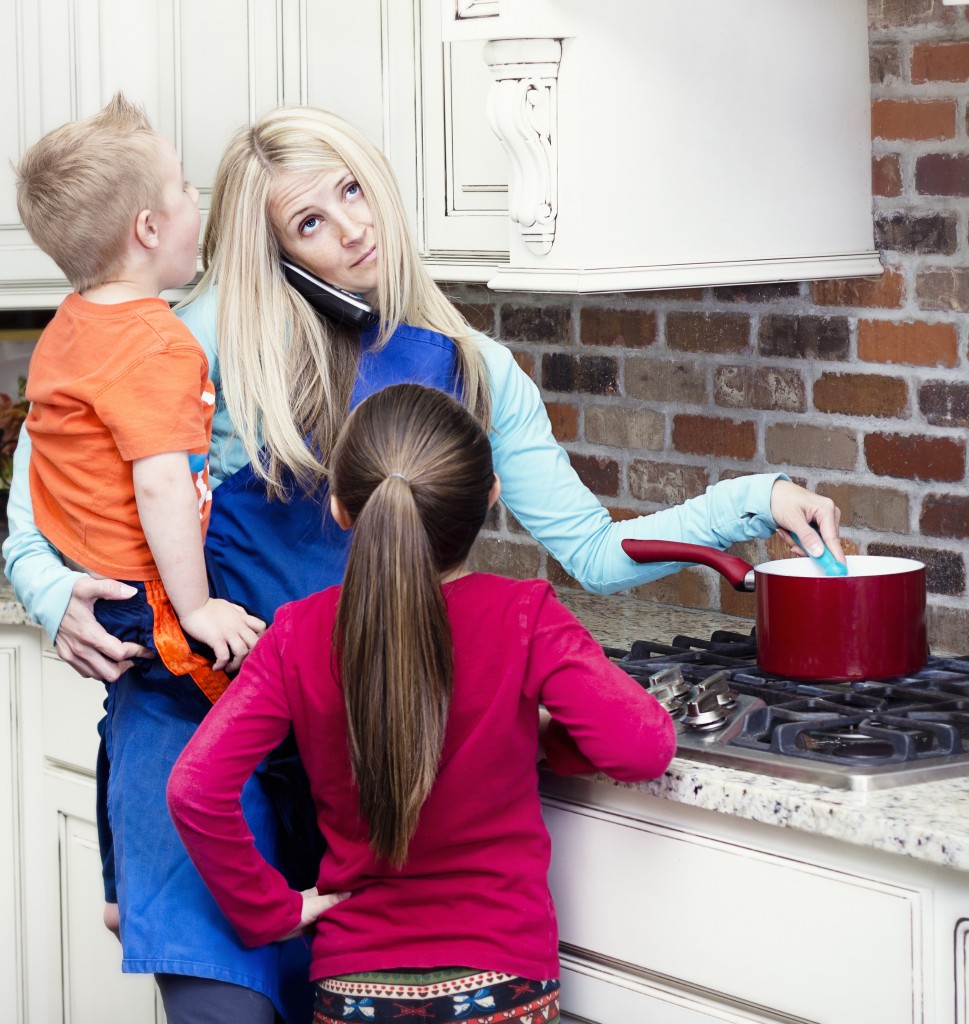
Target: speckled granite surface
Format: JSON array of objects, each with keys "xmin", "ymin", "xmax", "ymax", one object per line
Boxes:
[
  {"xmin": 2, "ymin": 573, "xmax": 966, "ymax": 873},
  {"xmin": 556, "ymin": 588, "xmax": 969, "ymax": 874}
]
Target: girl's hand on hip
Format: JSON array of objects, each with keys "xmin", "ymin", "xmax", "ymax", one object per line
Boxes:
[{"xmin": 280, "ymin": 888, "xmax": 351, "ymax": 941}]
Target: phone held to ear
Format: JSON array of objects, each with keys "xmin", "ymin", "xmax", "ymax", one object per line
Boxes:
[{"xmin": 281, "ymin": 258, "xmax": 379, "ymax": 329}]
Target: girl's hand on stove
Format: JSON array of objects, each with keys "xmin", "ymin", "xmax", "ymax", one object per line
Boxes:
[{"xmin": 769, "ymin": 480, "xmax": 845, "ymax": 563}]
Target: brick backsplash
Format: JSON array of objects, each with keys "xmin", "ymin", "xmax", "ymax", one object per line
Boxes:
[{"xmin": 453, "ymin": 0, "xmax": 969, "ymax": 652}]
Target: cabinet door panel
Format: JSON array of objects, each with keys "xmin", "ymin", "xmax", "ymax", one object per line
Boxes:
[
  {"xmin": 42, "ymin": 652, "xmax": 103, "ymax": 774},
  {"xmin": 53, "ymin": 782, "xmax": 163, "ymax": 1024},
  {"xmin": 545, "ymin": 800, "xmax": 920, "ymax": 1024}
]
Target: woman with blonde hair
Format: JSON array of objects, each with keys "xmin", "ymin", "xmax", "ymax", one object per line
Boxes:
[
  {"xmin": 168, "ymin": 382, "xmax": 677, "ymax": 1024},
  {"xmin": 5, "ymin": 103, "xmax": 843, "ymax": 1020}
]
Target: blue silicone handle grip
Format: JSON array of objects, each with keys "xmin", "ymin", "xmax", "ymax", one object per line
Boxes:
[{"xmin": 790, "ymin": 532, "xmax": 848, "ymax": 577}]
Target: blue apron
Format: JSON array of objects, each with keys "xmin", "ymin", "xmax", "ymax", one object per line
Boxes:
[{"xmin": 99, "ymin": 324, "xmax": 461, "ymax": 1022}]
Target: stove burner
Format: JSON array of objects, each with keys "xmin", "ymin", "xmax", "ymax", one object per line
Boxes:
[{"xmin": 609, "ymin": 628, "xmax": 969, "ymax": 790}]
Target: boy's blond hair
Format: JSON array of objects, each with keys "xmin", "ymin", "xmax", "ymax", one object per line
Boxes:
[{"xmin": 15, "ymin": 93, "xmax": 165, "ymax": 292}]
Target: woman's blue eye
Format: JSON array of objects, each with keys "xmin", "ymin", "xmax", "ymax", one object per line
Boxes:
[
  {"xmin": 300, "ymin": 216, "xmax": 320, "ymax": 235},
  {"xmin": 346, "ymin": 182, "xmax": 361, "ymax": 199}
]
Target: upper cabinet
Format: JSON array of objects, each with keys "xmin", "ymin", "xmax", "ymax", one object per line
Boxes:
[
  {"xmin": 432, "ymin": 0, "xmax": 881, "ymax": 291},
  {"xmin": 0, "ymin": 0, "xmax": 879, "ymax": 308}
]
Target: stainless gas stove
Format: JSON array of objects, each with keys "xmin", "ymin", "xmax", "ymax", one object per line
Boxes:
[{"xmin": 607, "ymin": 629, "xmax": 969, "ymax": 792}]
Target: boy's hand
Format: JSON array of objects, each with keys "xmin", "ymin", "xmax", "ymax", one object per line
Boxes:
[{"xmin": 179, "ymin": 598, "xmax": 266, "ymax": 673}]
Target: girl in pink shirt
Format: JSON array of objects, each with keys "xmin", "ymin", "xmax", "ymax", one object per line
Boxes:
[{"xmin": 168, "ymin": 383, "xmax": 675, "ymax": 1024}]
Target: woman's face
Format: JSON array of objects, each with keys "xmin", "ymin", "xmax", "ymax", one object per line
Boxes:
[{"xmin": 269, "ymin": 166, "xmax": 377, "ymax": 295}]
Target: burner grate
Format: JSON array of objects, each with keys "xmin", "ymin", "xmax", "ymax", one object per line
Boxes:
[{"xmin": 608, "ymin": 629, "xmax": 969, "ymax": 790}]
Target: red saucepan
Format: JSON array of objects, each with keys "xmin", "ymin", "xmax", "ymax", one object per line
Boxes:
[{"xmin": 621, "ymin": 539, "xmax": 928, "ymax": 681}]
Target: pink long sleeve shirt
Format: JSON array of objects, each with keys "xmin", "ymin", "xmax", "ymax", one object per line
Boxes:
[{"xmin": 167, "ymin": 574, "xmax": 676, "ymax": 982}]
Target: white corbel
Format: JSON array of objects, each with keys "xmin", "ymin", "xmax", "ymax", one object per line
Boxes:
[
  {"xmin": 483, "ymin": 38, "xmax": 562, "ymax": 256},
  {"xmin": 456, "ymin": 0, "xmax": 501, "ymax": 18}
]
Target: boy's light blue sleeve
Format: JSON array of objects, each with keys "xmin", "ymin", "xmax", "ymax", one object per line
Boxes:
[
  {"xmin": 480, "ymin": 335, "xmax": 785, "ymax": 594},
  {"xmin": 2, "ymin": 424, "xmax": 83, "ymax": 641}
]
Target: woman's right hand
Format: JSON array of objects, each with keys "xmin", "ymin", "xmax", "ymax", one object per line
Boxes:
[{"xmin": 55, "ymin": 576, "xmax": 153, "ymax": 681}]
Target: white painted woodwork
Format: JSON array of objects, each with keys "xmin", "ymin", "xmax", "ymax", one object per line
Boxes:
[
  {"xmin": 545, "ymin": 799, "xmax": 920, "ymax": 1024},
  {"xmin": 1, "ymin": 0, "xmax": 878, "ymax": 305},
  {"xmin": 2, "ymin": 621, "xmax": 967, "ymax": 1023},
  {"xmin": 958, "ymin": 919, "xmax": 968, "ymax": 1024}
]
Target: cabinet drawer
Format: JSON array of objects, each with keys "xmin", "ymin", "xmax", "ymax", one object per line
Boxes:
[
  {"xmin": 544, "ymin": 800, "xmax": 920, "ymax": 1024},
  {"xmin": 41, "ymin": 651, "xmax": 104, "ymax": 773}
]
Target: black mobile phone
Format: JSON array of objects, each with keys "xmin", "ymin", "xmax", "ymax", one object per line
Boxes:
[{"xmin": 280, "ymin": 257, "xmax": 379, "ymax": 329}]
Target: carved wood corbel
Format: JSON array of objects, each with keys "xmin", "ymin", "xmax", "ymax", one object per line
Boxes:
[{"xmin": 483, "ymin": 38, "xmax": 562, "ymax": 256}]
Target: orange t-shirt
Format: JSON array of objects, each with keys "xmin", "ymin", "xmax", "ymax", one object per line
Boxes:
[{"xmin": 26, "ymin": 293, "xmax": 215, "ymax": 580}]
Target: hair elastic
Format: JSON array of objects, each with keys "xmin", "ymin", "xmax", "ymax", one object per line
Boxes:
[{"xmin": 387, "ymin": 471, "xmax": 410, "ymax": 483}]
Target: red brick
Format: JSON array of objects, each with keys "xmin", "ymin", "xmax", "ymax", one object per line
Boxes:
[
  {"xmin": 871, "ymin": 99, "xmax": 956, "ymax": 141},
  {"xmin": 911, "ymin": 41, "xmax": 969, "ymax": 83},
  {"xmin": 542, "ymin": 353, "xmax": 619, "ymax": 395},
  {"xmin": 666, "ymin": 312, "xmax": 751, "ymax": 354},
  {"xmin": 816, "ymin": 482, "xmax": 910, "ymax": 533},
  {"xmin": 921, "ymin": 494, "xmax": 969, "ymax": 539},
  {"xmin": 579, "ymin": 308, "xmax": 657, "ymax": 348},
  {"xmin": 919, "ymin": 380, "xmax": 969, "ymax": 427},
  {"xmin": 625, "ymin": 357, "xmax": 707, "ymax": 404},
  {"xmin": 857, "ymin": 320, "xmax": 959, "ymax": 368},
  {"xmin": 868, "ymin": 542, "xmax": 965, "ymax": 596},
  {"xmin": 714, "ymin": 365, "xmax": 806, "ymax": 413},
  {"xmin": 916, "ymin": 268, "xmax": 969, "ymax": 312},
  {"xmin": 628, "ymin": 461, "xmax": 709, "ymax": 505},
  {"xmin": 871, "ymin": 42, "xmax": 902, "ymax": 85},
  {"xmin": 569, "ymin": 453, "xmax": 620, "ymax": 496},
  {"xmin": 585, "ymin": 405, "xmax": 664, "ymax": 451},
  {"xmin": 869, "ymin": 0, "xmax": 957, "ymax": 30},
  {"xmin": 632, "ymin": 567, "xmax": 716, "ymax": 611},
  {"xmin": 765, "ymin": 424, "xmax": 858, "ymax": 471},
  {"xmin": 810, "ymin": 268, "xmax": 905, "ymax": 308},
  {"xmin": 467, "ymin": 536, "xmax": 542, "ymax": 580},
  {"xmin": 511, "ymin": 351, "xmax": 534, "ymax": 377},
  {"xmin": 501, "ymin": 305, "xmax": 571, "ymax": 344},
  {"xmin": 915, "ymin": 154, "xmax": 969, "ymax": 197},
  {"xmin": 454, "ymin": 302, "xmax": 495, "ymax": 334},
  {"xmin": 864, "ymin": 433, "xmax": 965, "ymax": 482},
  {"xmin": 926, "ymin": 605, "xmax": 969, "ymax": 654},
  {"xmin": 545, "ymin": 401, "xmax": 579, "ymax": 442},
  {"xmin": 672, "ymin": 415, "xmax": 757, "ymax": 460},
  {"xmin": 812, "ymin": 372, "xmax": 909, "ymax": 418},
  {"xmin": 872, "ymin": 155, "xmax": 903, "ymax": 198}
]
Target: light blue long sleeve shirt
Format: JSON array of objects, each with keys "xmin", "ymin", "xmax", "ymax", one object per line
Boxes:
[{"xmin": 4, "ymin": 287, "xmax": 782, "ymax": 640}]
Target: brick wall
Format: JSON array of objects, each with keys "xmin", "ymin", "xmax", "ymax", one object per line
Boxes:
[{"xmin": 451, "ymin": 0, "xmax": 969, "ymax": 652}]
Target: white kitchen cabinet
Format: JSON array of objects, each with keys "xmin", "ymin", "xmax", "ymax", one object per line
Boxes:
[
  {"xmin": 0, "ymin": 0, "xmax": 391, "ymax": 310},
  {"xmin": 542, "ymin": 772, "xmax": 968, "ymax": 1024},
  {"xmin": 1, "ymin": 624, "xmax": 163, "ymax": 1024},
  {"xmin": 40, "ymin": 651, "xmax": 165, "ymax": 1023},
  {"xmin": 959, "ymin": 919, "xmax": 968, "ymax": 1024},
  {"xmin": 443, "ymin": 0, "xmax": 881, "ymax": 292},
  {"xmin": 2, "ymin": 0, "xmax": 880, "ymax": 306}
]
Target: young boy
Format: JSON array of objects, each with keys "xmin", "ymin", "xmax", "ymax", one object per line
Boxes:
[{"xmin": 14, "ymin": 93, "xmax": 265, "ymax": 1001}]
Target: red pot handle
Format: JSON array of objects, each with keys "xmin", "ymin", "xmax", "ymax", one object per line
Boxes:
[{"xmin": 621, "ymin": 539, "xmax": 755, "ymax": 592}]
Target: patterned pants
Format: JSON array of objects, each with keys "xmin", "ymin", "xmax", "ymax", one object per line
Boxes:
[{"xmin": 312, "ymin": 968, "xmax": 560, "ymax": 1023}]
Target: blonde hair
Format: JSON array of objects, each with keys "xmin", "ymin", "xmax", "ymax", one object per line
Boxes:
[
  {"xmin": 15, "ymin": 93, "xmax": 164, "ymax": 292},
  {"xmin": 330, "ymin": 384, "xmax": 494, "ymax": 867},
  {"xmin": 187, "ymin": 105, "xmax": 490, "ymax": 498}
]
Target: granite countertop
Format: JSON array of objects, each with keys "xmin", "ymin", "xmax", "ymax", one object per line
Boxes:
[
  {"xmin": 2, "ymin": 571, "xmax": 966, "ymax": 873},
  {"xmin": 556, "ymin": 589, "xmax": 969, "ymax": 874}
]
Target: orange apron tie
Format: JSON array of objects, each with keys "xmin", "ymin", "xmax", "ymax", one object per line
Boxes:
[{"xmin": 144, "ymin": 579, "xmax": 230, "ymax": 703}]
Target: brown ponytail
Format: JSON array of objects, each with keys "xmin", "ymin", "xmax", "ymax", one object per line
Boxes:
[{"xmin": 330, "ymin": 384, "xmax": 494, "ymax": 867}]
